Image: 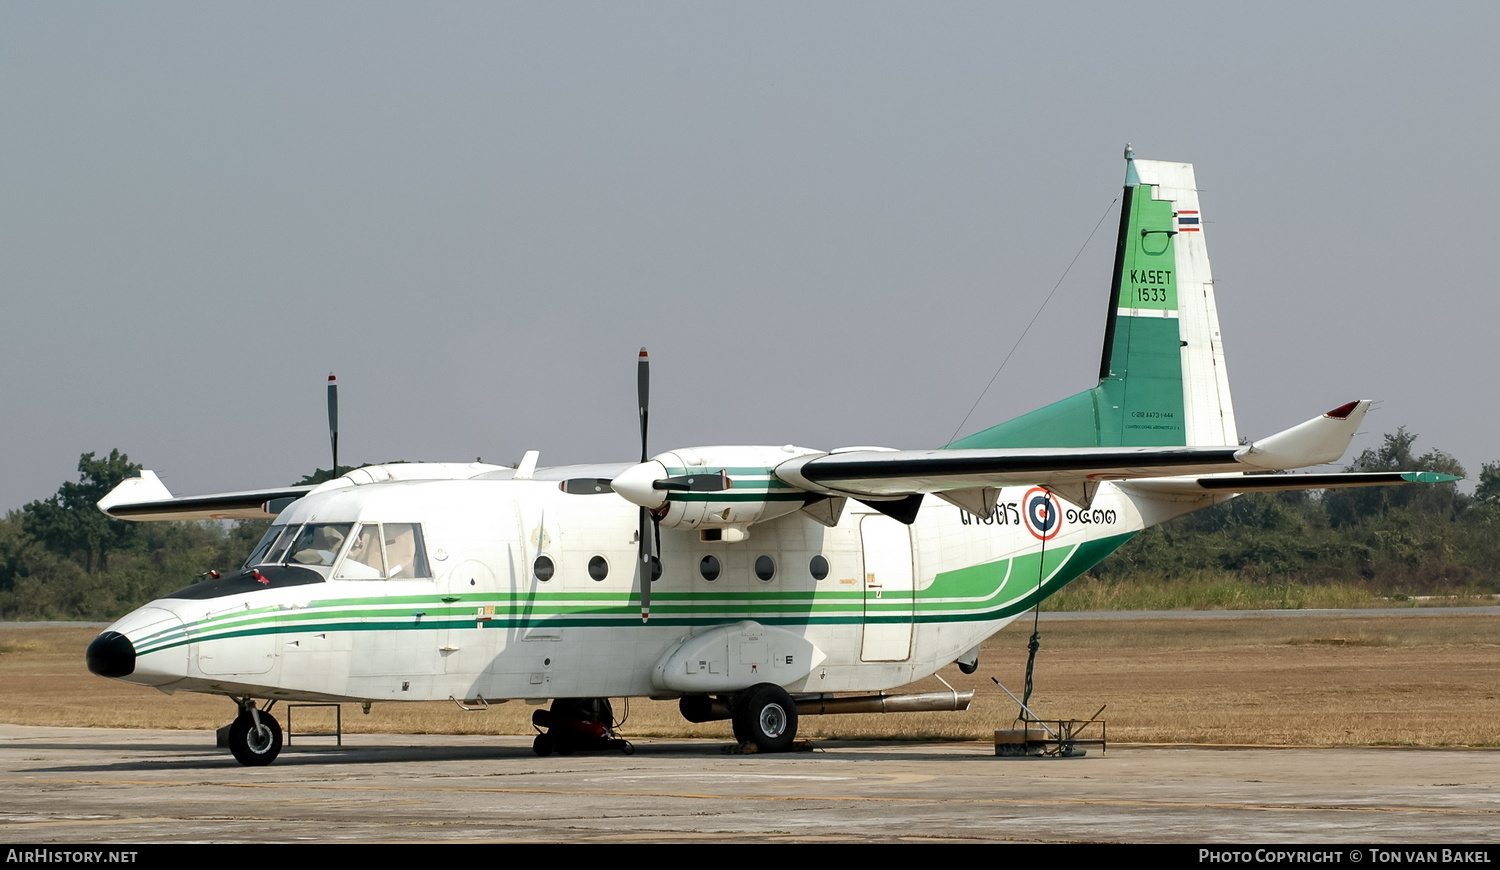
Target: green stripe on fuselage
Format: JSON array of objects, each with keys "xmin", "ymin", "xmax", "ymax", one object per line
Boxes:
[{"xmin": 133, "ymin": 532, "xmax": 1138, "ymax": 655}]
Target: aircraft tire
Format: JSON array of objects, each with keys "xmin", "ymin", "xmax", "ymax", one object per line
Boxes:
[
  {"xmin": 958, "ymin": 660, "xmax": 979, "ymax": 675},
  {"xmin": 533, "ymin": 733, "xmax": 555, "ymax": 757},
  {"xmin": 735, "ymin": 683, "xmax": 798, "ymax": 752},
  {"xmin": 228, "ymin": 711, "xmax": 282, "ymax": 766}
]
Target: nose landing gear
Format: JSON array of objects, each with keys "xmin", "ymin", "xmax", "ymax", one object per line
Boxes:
[{"xmin": 227, "ymin": 699, "xmax": 282, "ymax": 766}]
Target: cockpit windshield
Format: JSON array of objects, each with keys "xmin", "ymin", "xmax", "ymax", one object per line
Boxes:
[
  {"xmin": 244, "ymin": 521, "xmax": 430, "ymax": 580},
  {"xmin": 243, "ymin": 523, "xmax": 354, "ymax": 569}
]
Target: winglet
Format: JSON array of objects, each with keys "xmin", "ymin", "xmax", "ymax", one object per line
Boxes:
[
  {"xmin": 1237, "ymin": 400, "xmax": 1372, "ymax": 471},
  {"xmin": 97, "ymin": 470, "xmax": 174, "ymax": 517}
]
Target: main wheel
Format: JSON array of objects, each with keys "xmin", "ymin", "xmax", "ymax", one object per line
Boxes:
[
  {"xmin": 533, "ymin": 733, "xmax": 555, "ymax": 757},
  {"xmin": 228, "ymin": 710, "xmax": 282, "ymax": 766},
  {"xmin": 733, "ymin": 684, "xmax": 798, "ymax": 752},
  {"xmin": 731, "ymin": 714, "xmax": 752, "ymax": 745}
]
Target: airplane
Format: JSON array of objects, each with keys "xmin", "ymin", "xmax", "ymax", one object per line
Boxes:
[{"xmin": 86, "ymin": 149, "xmax": 1455, "ymax": 765}]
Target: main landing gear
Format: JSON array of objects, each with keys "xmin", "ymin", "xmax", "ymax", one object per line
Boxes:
[
  {"xmin": 678, "ymin": 684, "xmax": 803, "ymax": 752},
  {"xmin": 228, "ymin": 699, "xmax": 282, "ymax": 766},
  {"xmin": 531, "ymin": 698, "xmax": 634, "ymax": 757},
  {"xmin": 731, "ymin": 683, "xmax": 799, "ymax": 752}
]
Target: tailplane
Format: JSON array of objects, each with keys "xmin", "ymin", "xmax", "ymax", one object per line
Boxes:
[{"xmin": 951, "ymin": 148, "xmax": 1237, "ymax": 451}]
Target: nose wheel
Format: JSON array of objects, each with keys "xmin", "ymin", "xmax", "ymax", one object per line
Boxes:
[{"xmin": 228, "ymin": 702, "xmax": 282, "ymax": 766}]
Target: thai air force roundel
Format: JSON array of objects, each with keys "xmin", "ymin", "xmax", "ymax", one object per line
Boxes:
[{"xmin": 1023, "ymin": 487, "xmax": 1062, "ymax": 541}]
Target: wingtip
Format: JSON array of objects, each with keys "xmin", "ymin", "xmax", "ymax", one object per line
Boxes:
[{"xmin": 1401, "ymin": 472, "xmax": 1463, "ymax": 484}]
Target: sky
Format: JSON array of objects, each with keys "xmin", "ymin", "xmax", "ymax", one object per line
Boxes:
[{"xmin": 3, "ymin": 1, "xmax": 1497, "ymax": 510}]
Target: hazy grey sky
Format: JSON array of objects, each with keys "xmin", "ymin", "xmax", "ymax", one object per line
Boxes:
[{"xmin": 4, "ymin": 2, "xmax": 1496, "ymax": 510}]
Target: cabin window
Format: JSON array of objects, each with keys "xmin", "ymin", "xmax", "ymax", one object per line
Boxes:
[
  {"xmin": 754, "ymin": 555, "xmax": 776, "ymax": 582},
  {"xmin": 534, "ymin": 555, "xmax": 555, "ymax": 582},
  {"xmin": 699, "ymin": 555, "xmax": 720, "ymax": 582},
  {"xmin": 588, "ymin": 555, "xmax": 609, "ymax": 582},
  {"xmin": 809, "ymin": 554, "xmax": 830, "ymax": 580}
]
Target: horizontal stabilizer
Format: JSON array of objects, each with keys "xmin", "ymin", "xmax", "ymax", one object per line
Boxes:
[
  {"xmin": 1124, "ymin": 471, "xmax": 1461, "ymax": 497},
  {"xmin": 98, "ymin": 471, "xmax": 313, "ymax": 521}
]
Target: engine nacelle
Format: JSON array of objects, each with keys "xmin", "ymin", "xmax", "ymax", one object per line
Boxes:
[{"xmin": 614, "ymin": 445, "xmax": 822, "ymax": 534}]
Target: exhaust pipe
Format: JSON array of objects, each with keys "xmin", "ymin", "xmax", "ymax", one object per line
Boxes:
[
  {"xmin": 679, "ymin": 689, "xmax": 973, "ymax": 723},
  {"xmin": 795, "ymin": 689, "xmax": 974, "ymax": 716}
]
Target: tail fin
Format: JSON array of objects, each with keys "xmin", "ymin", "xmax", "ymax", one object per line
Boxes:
[{"xmin": 950, "ymin": 148, "xmax": 1238, "ymax": 450}]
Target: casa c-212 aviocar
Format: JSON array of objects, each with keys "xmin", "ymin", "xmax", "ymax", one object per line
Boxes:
[{"xmin": 87, "ymin": 149, "xmax": 1453, "ymax": 765}]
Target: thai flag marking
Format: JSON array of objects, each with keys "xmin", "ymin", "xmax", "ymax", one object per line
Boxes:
[{"xmin": 1177, "ymin": 209, "xmax": 1201, "ymax": 232}]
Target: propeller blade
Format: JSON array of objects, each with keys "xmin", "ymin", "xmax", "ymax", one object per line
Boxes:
[
  {"xmin": 638, "ymin": 506, "xmax": 651, "ymax": 622},
  {"xmin": 559, "ymin": 479, "xmax": 616, "ymax": 495},
  {"xmin": 653, "ymin": 470, "xmax": 732, "ymax": 492},
  {"xmin": 326, "ymin": 373, "xmax": 339, "ymax": 472},
  {"xmin": 636, "ymin": 349, "xmax": 659, "ymax": 621},
  {"xmin": 637, "ymin": 348, "xmax": 649, "ymax": 464}
]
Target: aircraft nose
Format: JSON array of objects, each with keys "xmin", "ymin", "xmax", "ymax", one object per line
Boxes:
[{"xmin": 86, "ymin": 630, "xmax": 136, "ymax": 678}]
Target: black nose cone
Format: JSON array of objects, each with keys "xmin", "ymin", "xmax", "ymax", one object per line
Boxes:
[{"xmin": 86, "ymin": 631, "xmax": 136, "ymax": 678}]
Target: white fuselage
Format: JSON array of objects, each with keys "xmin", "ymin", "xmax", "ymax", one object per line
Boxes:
[{"xmin": 103, "ymin": 471, "xmax": 1195, "ymax": 705}]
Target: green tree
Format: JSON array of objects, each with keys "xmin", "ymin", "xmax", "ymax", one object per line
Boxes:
[
  {"xmin": 295, "ymin": 466, "xmax": 356, "ymax": 486},
  {"xmin": 1475, "ymin": 462, "xmax": 1500, "ymax": 506},
  {"xmin": 21, "ymin": 450, "xmax": 142, "ymax": 573},
  {"xmin": 1325, "ymin": 428, "xmax": 1466, "ymax": 526}
]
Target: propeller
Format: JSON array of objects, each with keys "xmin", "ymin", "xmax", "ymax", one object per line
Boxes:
[
  {"xmin": 327, "ymin": 373, "xmax": 339, "ymax": 473},
  {"xmin": 558, "ymin": 348, "xmax": 732, "ymax": 622},
  {"xmin": 636, "ymin": 349, "xmax": 656, "ymax": 622}
]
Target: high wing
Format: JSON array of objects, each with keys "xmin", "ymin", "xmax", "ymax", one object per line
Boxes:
[
  {"xmin": 98, "ymin": 462, "xmax": 519, "ymax": 522},
  {"xmin": 97, "ymin": 470, "xmax": 312, "ymax": 521}
]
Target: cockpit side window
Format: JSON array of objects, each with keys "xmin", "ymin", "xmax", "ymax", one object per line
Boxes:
[
  {"xmin": 335, "ymin": 524, "xmax": 387, "ymax": 580},
  {"xmin": 329, "ymin": 523, "xmax": 430, "ymax": 580},
  {"xmin": 384, "ymin": 523, "xmax": 430, "ymax": 579},
  {"xmin": 287, "ymin": 523, "xmax": 353, "ymax": 568}
]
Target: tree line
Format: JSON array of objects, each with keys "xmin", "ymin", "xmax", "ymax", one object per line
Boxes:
[
  {"xmin": 1092, "ymin": 429, "xmax": 1500, "ymax": 594},
  {"xmin": 2, "ymin": 434, "xmax": 1497, "ymax": 620}
]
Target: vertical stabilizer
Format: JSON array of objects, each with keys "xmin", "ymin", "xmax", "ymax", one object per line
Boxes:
[{"xmin": 950, "ymin": 149, "xmax": 1238, "ymax": 450}]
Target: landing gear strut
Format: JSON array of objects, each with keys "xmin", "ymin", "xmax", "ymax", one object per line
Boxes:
[
  {"xmin": 228, "ymin": 700, "xmax": 282, "ymax": 766},
  {"xmin": 732, "ymin": 683, "xmax": 798, "ymax": 752}
]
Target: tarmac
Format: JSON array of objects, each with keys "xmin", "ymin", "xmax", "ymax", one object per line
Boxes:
[{"xmin": 2, "ymin": 724, "xmax": 1498, "ymax": 843}]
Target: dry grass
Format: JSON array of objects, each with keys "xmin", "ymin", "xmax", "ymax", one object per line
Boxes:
[{"xmin": 6, "ymin": 614, "xmax": 1500, "ymax": 746}]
